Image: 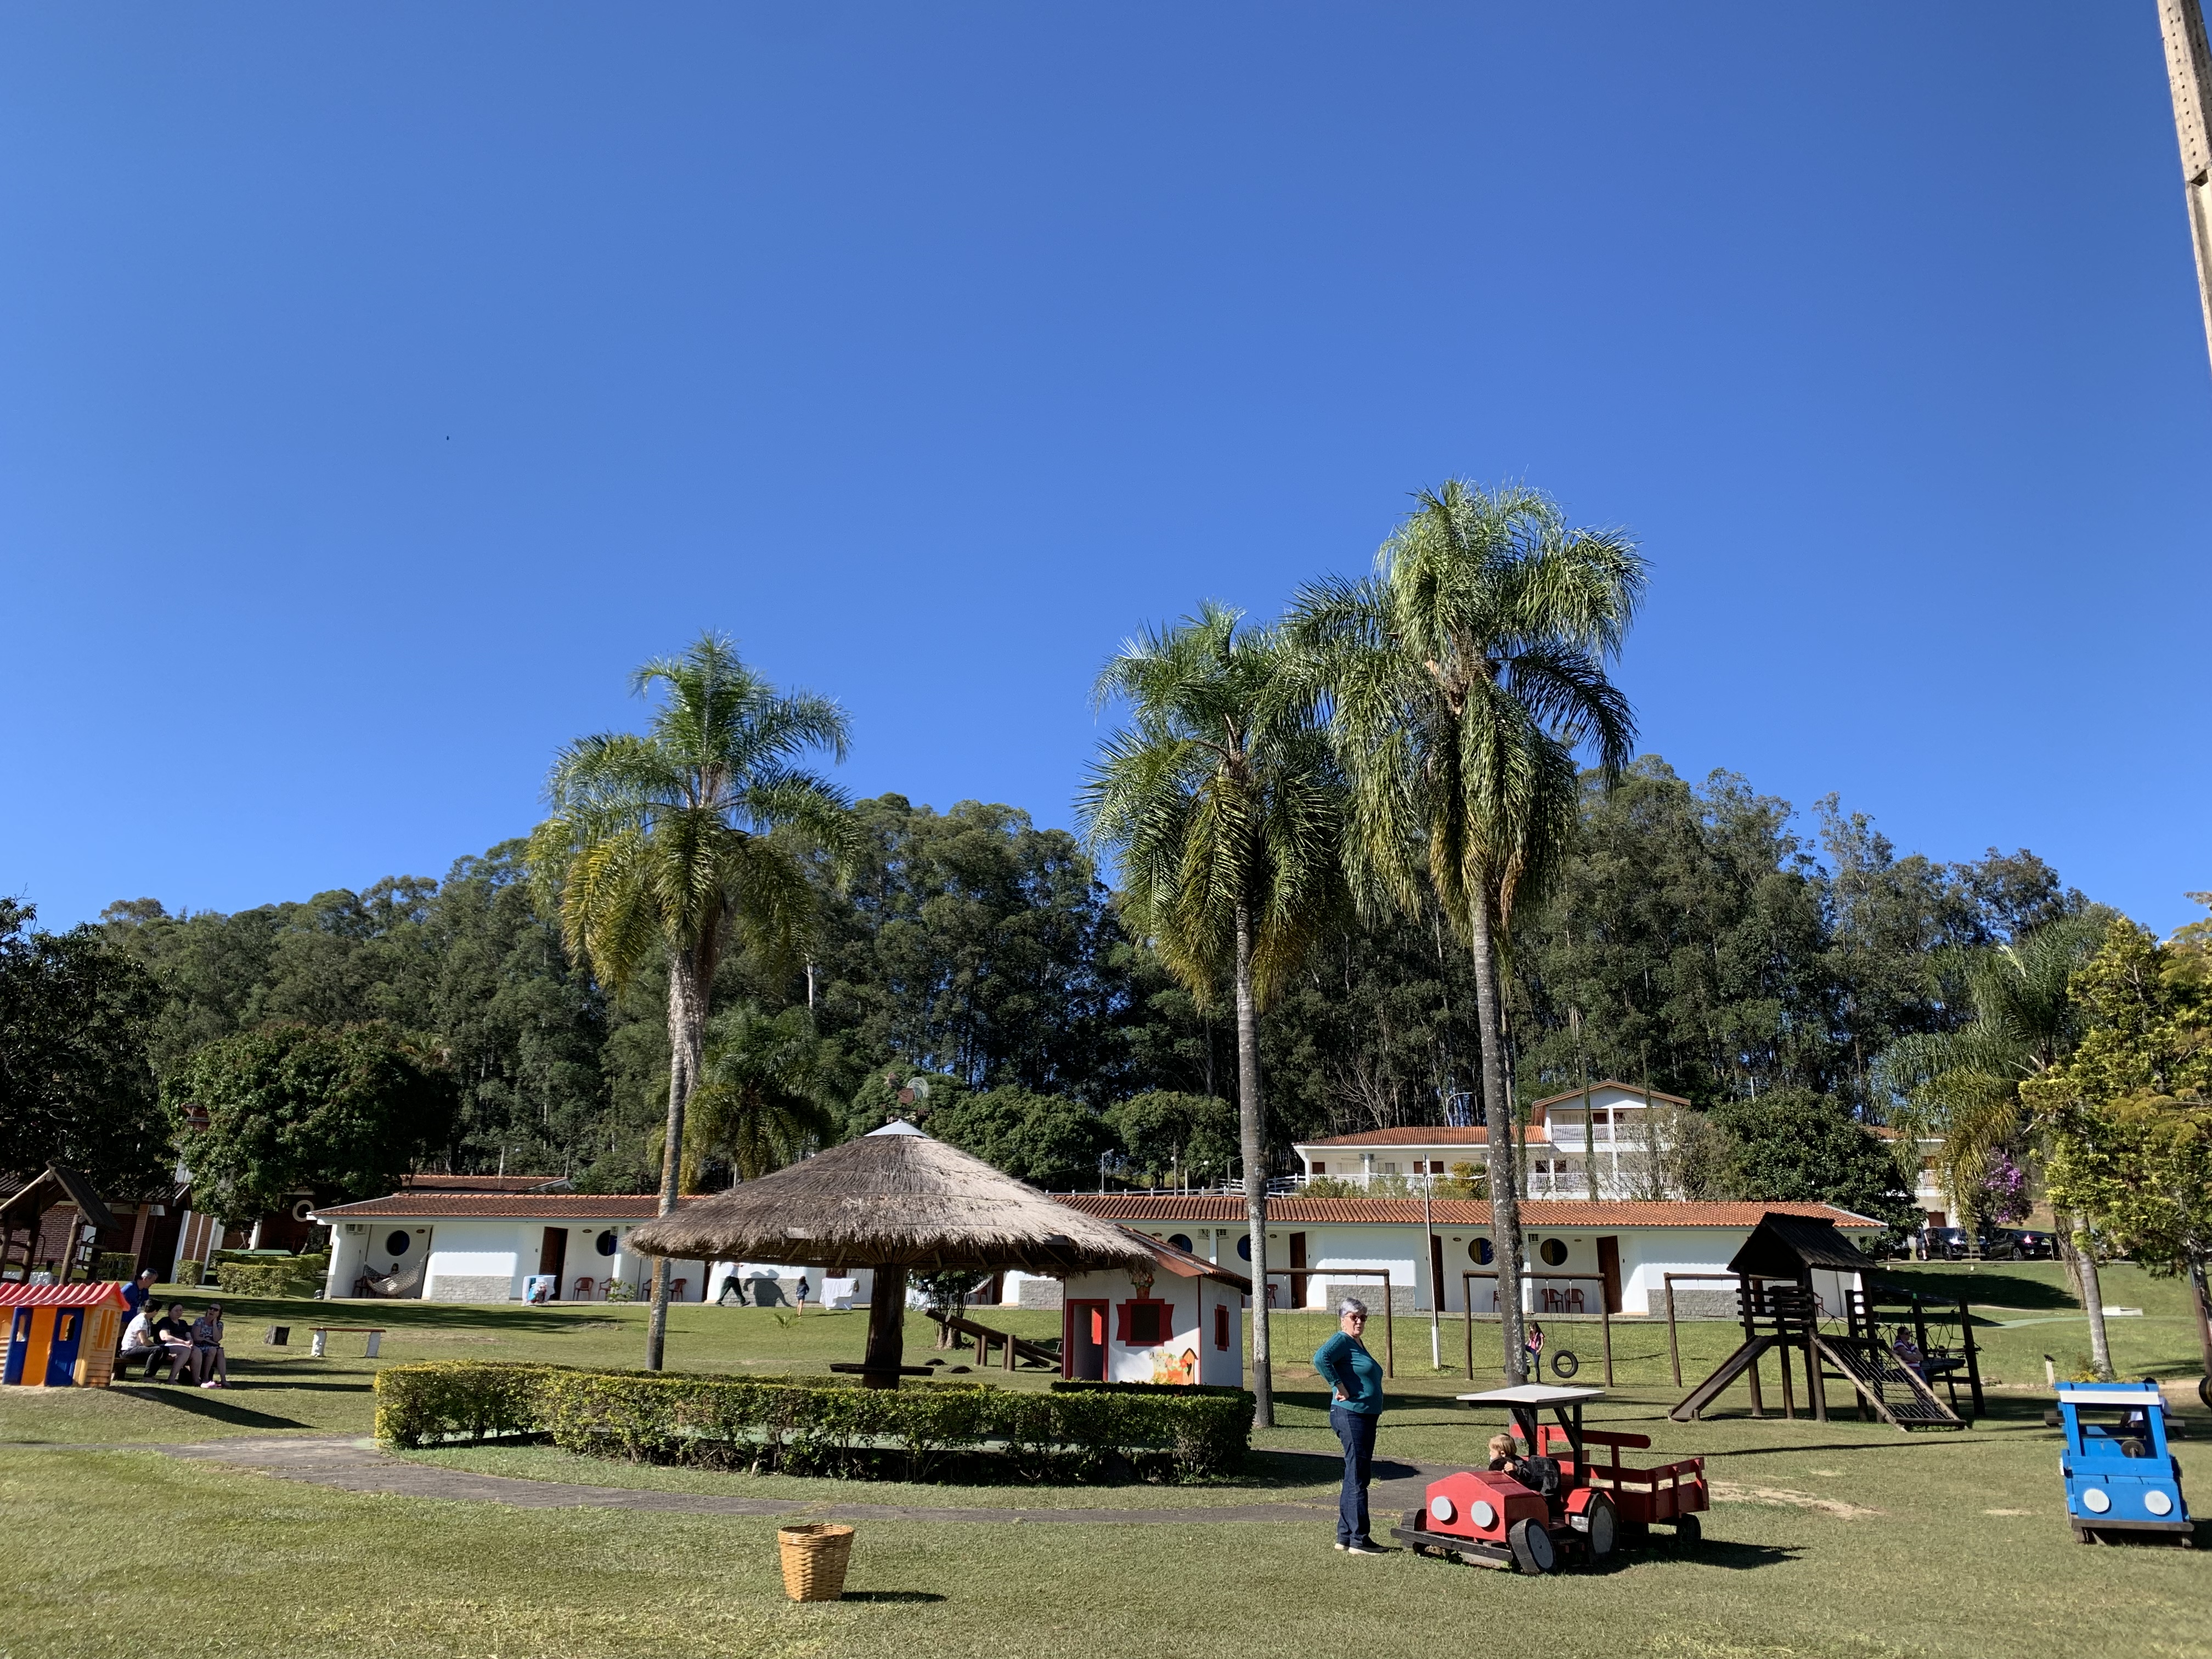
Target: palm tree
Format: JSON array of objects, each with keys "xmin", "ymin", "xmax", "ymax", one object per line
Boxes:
[
  {"xmin": 528, "ymin": 632, "xmax": 850, "ymax": 1369},
  {"xmin": 1079, "ymin": 603, "xmax": 1346, "ymax": 1429},
  {"xmin": 684, "ymin": 1002, "xmax": 840, "ymax": 1187},
  {"xmin": 1288, "ymin": 482, "xmax": 1643, "ymax": 1381},
  {"xmin": 1880, "ymin": 915, "xmax": 2111, "ymax": 1371}
]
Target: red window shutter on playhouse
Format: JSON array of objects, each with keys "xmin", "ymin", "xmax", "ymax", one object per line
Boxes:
[
  {"xmin": 1214, "ymin": 1305, "xmax": 1230, "ymax": 1351},
  {"xmin": 1116, "ymin": 1299, "xmax": 1169, "ymax": 1346}
]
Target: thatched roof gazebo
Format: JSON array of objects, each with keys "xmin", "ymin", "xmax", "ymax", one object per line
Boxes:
[{"xmin": 623, "ymin": 1121, "xmax": 1152, "ymax": 1385}]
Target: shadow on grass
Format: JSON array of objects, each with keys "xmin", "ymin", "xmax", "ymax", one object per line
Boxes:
[
  {"xmin": 837, "ymin": 1592, "xmax": 949, "ymax": 1603},
  {"xmin": 1688, "ymin": 1539, "xmax": 1802, "ymax": 1571},
  {"xmin": 108, "ymin": 1387, "xmax": 312, "ymax": 1431},
  {"xmin": 1875, "ymin": 1268, "xmax": 2077, "ymax": 1313}
]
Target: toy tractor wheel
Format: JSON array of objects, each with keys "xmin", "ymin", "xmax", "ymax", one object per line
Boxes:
[
  {"xmin": 1672, "ymin": 1513, "xmax": 1702, "ymax": 1548},
  {"xmin": 1585, "ymin": 1492, "xmax": 1619, "ymax": 1559},
  {"xmin": 1508, "ymin": 1517, "xmax": 1557, "ymax": 1575},
  {"xmin": 2199, "ymin": 1375, "xmax": 2211, "ymax": 1412}
]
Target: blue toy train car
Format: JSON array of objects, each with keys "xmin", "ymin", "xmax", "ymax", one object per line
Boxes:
[{"xmin": 2056, "ymin": 1382, "xmax": 2193, "ymax": 1546}]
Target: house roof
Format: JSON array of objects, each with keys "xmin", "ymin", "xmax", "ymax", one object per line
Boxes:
[
  {"xmin": 1058, "ymin": 1194, "xmax": 1882, "ymax": 1231},
  {"xmin": 1525, "ymin": 1080, "xmax": 1691, "ymax": 1112},
  {"xmin": 1125, "ymin": 1226, "xmax": 1251, "ymax": 1291},
  {"xmin": 400, "ymin": 1174, "xmax": 575, "ymax": 1194},
  {"xmin": 0, "ymin": 1280, "xmax": 131, "ymax": 1310},
  {"xmin": 313, "ymin": 1194, "xmax": 685, "ymax": 1220}
]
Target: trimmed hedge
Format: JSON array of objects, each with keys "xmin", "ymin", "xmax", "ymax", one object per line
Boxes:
[
  {"xmin": 375, "ymin": 1361, "xmax": 1252, "ymax": 1482},
  {"xmin": 214, "ymin": 1255, "xmax": 329, "ymax": 1297}
]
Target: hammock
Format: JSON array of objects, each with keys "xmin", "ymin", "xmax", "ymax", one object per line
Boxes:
[{"xmin": 354, "ymin": 1260, "xmax": 426, "ymax": 1299}]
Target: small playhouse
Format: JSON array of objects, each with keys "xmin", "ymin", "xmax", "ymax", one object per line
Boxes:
[
  {"xmin": 2, "ymin": 1282, "xmax": 130, "ymax": 1388},
  {"xmin": 1056, "ymin": 1231, "xmax": 1250, "ymax": 1387}
]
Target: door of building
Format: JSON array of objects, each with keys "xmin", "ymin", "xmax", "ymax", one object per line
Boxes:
[
  {"xmin": 1065, "ymin": 1299, "xmax": 1108, "ymax": 1380},
  {"xmin": 1430, "ymin": 1234, "xmax": 1448, "ymax": 1312},
  {"xmin": 3, "ymin": 1306, "xmax": 31, "ymax": 1385},
  {"xmin": 1595, "ymin": 1236, "xmax": 1623, "ymax": 1315},
  {"xmin": 45, "ymin": 1307, "xmax": 84, "ymax": 1385},
  {"xmin": 540, "ymin": 1228, "xmax": 569, "ymax": 1299},
  {"xmin": 1288, "ymin": 1233, "xmax": 1308, "ymax": 1307}
]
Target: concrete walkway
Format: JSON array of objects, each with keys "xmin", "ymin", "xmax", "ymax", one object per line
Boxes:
[{"xmin": 123, "ymin": 1436, "xmax": 1439, "ymax": 1526}]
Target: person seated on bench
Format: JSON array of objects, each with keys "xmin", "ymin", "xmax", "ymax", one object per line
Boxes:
[
  {"xmin": 118, "ymin": 1305, "xmax": 159, "ymax": 1376},
  {"xmin": 151, "ymin": 1303, "xmax": 196, "ymax": 1381},
  {"xmin": 1889, "ymin": 1326, "xmax": 1925, "ymax": 1381},
  {"xmin": 189, "ymin": 1303, "xmax": 230, "ymax": 1389}
]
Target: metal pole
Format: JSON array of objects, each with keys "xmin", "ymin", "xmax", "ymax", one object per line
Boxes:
[{"xmin": 1424, "ymin": 1175, "xmax": 1441, "ymax": 1370}]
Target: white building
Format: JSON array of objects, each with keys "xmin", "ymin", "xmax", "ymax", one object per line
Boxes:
[
  {"xmin": 1294, "ymin": 1081, "xmax": 1693, "ymax": 1199},
  {"xmin": 995, "ymin": 1194, "xmax": 1883, "ymax": 1319},
  {"xmin": 1056, "ymin": 1230, "xmax": 1250, "ymax": 1387}
]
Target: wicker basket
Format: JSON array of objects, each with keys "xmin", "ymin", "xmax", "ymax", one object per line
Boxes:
[{"xmin": 777, "ymin": 1524, "xmax": 855, "ymax": 1601}]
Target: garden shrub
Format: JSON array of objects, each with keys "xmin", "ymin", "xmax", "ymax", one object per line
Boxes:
[
  {"xmin": 93, "ymin": 1252, "xmax": 140, "ymax": 1282},
  {"xmin": 213, "ymin": 1254, "xmax": 330, "ymax": 1297},
  {"xmin": 375, "ymin": 1361, "xmax": 1254, "ymax": 1482}
]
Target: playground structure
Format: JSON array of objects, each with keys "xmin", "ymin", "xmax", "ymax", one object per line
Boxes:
[
  {"xmin": 1669, "ymin": 1212, "xmax": 1976, "ymax": 1431},
  {"xmin": 1462, "ymin": 1271, "xmax": 1614, "ymax": 1385},
  {"xmin": 2055, "ymin": 1380, "xmax": 2194, "ymax": 1545},
  {"xmin": 2, "ymin": 1281, "xmax": 129, "ymax": 1387},
  {"xmin": 925, "ymin": 1309, "xmax": 1059, "ymax": 1372},
  {"xmin": 1392, "ymin": 1384, "xmax": 1708, "ymax": 1573}
]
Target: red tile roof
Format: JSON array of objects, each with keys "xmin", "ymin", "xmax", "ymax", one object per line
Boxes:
[
  {"xmin": 1056, "ymin": 1194, "xmax": 1881, "ymax": 1230},
  {"xmin": 313, "ymin": 1194, "xmax": 695, "ymax": 1220},
  {"xmin": 400, "ymin": 1174, "xmax": 573, "ymax": 1193}
]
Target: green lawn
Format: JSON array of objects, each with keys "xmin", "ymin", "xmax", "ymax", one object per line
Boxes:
[{"xmin": 1, "ymin": 1270, "xmax": 2207, "ymax": 1659}]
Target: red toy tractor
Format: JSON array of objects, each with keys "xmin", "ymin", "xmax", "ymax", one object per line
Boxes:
[{"xmin": 1391, "ymin": 1384, "xmax": 1711, "ymax": 1573}]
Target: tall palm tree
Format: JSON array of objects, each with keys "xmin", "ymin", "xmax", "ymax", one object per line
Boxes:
[
  {"xmin": 1079, "ymin": 603, "xmax": 1346, "ymax": 1429},
  {"xmin": 528, "ymin": 632, "xmax": 850, "ymax": 1369},
  {"xmin": 683, "ymin": 1002, "xmax": 840, "ymax": 1187},
  {"xmin": 1880, "ymin": 915, "xmax": 2111, "ymax": 1371},
  {"xmin": 1288, "ymin": 482, "xmax": 1643, "ymax": 1381}
]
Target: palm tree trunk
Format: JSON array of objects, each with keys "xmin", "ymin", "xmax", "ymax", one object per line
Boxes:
[
  {"xmin": 646, "ymin": 950, "xmax": 708, "ymax": 1372},
  {"xmin": 1469, "ymin": 889, "xmax": 1527, "ymax": 1381},
  {"xmin": 1234, "ymin": 902, "xmax": 1273, "ymax": 1430},
  {"xmin": 2070, "ymin": 1215, "xmax": 2113, "ymax": 1381}
]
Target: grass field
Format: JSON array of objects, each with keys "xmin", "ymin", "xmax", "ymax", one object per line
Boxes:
[{"xmin": 1, "ymin": 1263, "xmax": 2207, "ymax": 1659}]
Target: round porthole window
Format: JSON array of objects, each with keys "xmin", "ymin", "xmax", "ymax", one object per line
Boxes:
[
  {"xmin": 596, "ymin": 1230, "xmax": 618, "ymax": 1257},
  {"xmin": 1539, "ymin": 1239, "xmax": 1568, "ymax": 1267},
  {"xmin": 385, "ymin": 1231, "xmax": 411, "ymax": 1257},
  {"xmin": 1471, "ymin": 1238, "xmax": 1493, "ymax": 1265},
  {"xmin": 1167, "ymin": 1233, "xmax": 1193, "ymax": 1253},
  {"xmin": 1237, "ymin": 1235, "xmax": 1252, "ymax": 1260}
]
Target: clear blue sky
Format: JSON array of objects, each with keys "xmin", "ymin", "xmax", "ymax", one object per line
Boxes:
[{"xmin": 3, "ymin": 5, "xmax": 2205, "ymax": 933}]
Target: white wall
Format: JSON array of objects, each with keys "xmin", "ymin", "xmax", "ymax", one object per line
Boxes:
[{"xmin": 1058, "ymin": 1269, "xmax": 1240, "ymax": 1387}]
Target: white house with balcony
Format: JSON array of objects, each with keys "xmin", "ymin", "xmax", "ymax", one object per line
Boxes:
[{"xmin": 1293, "ymin": 1082, "xmax": 1692, "ymax": 1200}]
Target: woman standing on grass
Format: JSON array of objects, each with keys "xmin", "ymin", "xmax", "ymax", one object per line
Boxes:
[{"xmin": 1313, "ymin": 1297, "xmax": 1385, "ymax": 1554}]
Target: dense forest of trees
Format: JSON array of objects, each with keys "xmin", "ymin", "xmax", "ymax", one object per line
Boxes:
[{"xmin": 16, "ymin": 757, "xmax": 2079, "ymax": 1205}]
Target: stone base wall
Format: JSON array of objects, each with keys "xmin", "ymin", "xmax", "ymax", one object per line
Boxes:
[
  {"xmin": 1018, "ymin": 1278, "xmax": 1065, "ymax": 1310},
  {"xmin": 1663, "ymin": 1287, "xmax": 1740, "ymax": 1321},
  {"xmin": 426, "ymin": 1276, "xmax": 512, "ymax": 1302}
]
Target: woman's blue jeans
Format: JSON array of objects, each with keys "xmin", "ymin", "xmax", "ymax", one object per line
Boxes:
[{"xmin": 1329, "ymin": 1404, "xmax": 1378, "ymax": 1545}]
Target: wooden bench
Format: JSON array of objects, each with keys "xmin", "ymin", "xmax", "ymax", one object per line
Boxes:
[{"xmin": 306, "ymin": 1325, "xmax": 389, "ymax": 1358}]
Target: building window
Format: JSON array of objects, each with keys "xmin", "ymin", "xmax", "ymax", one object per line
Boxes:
[
  {"xmin": 595, "ymin": 1231, "xmax": 618, "ymax": 1257},
  {"xmin": 1237, "ymin": 1235, "xmax": 1251, "ymax": 1260},
  {"xmin": 386, "ymin": 1231, "xmax": 411, "ymax": 1257},
  {"xmin": 1119, "ymin": 1300, "xmax": 1169, "ymax": 1346},
  {"xmin": 1311, "ymin": 1162, "xmax": 1326, "ymax": 1176},
  {"xmin": 1471, "ymin": 1238, "xmax": 1493, "ymax": 1265},
  {"xmin": 1167, "ymin": 1233, "xmax": 1193, "ymax": 1253},
  {"xmin": 1382, "ymin": 1161, "xmax": 1399, "ymax": 1175},
  {"xmin": 1538, "ymin": 1239, "xmax": 1568, "ymax": 1267}
]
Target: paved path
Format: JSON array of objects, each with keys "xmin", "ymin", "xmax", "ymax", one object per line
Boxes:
[{"xmin": 89, "ymin": 1436, "xmax": 1441, "ymax": 1526}]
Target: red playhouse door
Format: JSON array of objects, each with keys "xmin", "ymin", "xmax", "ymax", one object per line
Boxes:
[
  {"xmin": 46, "ymin": 1308, "xmax": 84, "ymax": 1386},
  {"xmin": 1065, "ymin": 1299, "xmax": 1108, "ymax": 1380}
]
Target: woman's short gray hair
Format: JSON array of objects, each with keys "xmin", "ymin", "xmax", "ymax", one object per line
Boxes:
[{"xmin": 1337, "ymin": 1297, "xmax": 1368, "ymax": 1318}]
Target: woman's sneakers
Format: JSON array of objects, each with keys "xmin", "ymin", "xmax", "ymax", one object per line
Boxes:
[{"xmin": 1338, "ymin": 1539, "xmax": 1386, "ymax": 1555}]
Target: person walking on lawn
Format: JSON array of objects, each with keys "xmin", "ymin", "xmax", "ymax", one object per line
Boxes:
[{"xmin": 1313, "ymin": 1297, "xmax": 1386, "ymax": 1553}]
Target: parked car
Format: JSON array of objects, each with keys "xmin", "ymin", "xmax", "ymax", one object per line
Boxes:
[
  {"xmin": 1984, "ymin": 1228, "xmax": 2057, "ymax": 1260},
  {"xmin": 1918, "ymin": 1226, "xmax": 1972, "ymax": 1260}
]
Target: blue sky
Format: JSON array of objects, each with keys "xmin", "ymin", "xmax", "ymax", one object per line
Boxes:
[{"xmin": 3, "ymin": 4, "xmax": 2205, "ymax": 933}]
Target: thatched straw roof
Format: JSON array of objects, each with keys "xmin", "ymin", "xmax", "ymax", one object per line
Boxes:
[{"xmin": 622, "ymin": 1122, "xmax": 1155, "ymax": 1274}]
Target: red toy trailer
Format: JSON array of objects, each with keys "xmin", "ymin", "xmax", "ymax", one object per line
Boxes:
[{"xmin": 1392, "ymin": 1384, "xmax": 1710, "ymax": 1574}]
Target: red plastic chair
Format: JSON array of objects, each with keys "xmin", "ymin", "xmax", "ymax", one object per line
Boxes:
[
  {"xmin": 671, "ymin": 1278, "xmax": 688, "ymax": 1301},
  {"xmin": 572, "ymin": 1277, "xmax": 595, "ymax": 1301}
]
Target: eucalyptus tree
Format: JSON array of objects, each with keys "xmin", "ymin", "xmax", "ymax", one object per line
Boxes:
[
  {"xmin": 528, "ymin": 633, "xmax": 851, "ymax": 1368},
  {"xmin": 683, "ymin": 1003, "xmax": 840, "ymax": 1186},
  {"xmin": 1879, "ymin": 915, "xmax": 2112, "ymax": 1370},
  {"xmin": 1289, "ymin": 482, "xmax": 1643, "ymax": 1380},
  {"xmin": 1080, "ymin": 602, "xmax": 1347, "ymax": 1427}
]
